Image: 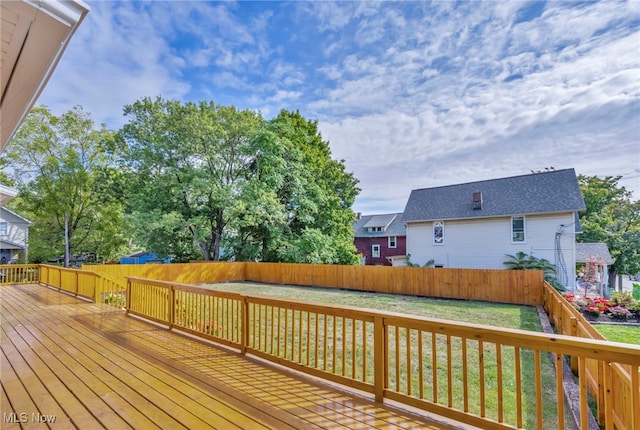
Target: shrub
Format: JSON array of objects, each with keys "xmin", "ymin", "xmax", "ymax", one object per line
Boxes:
[
  {"xmin": 608, "ymin": 306, "xmax": 632, "ymax": 320},
  {"xmin": 610, "ymin": 291, "xmax": 638, "ymax": 309},
  {"xmin": 585, "ymin": 305, "xmax": 601, "ymax": 317},
  {"xmin": 633, "ymin": 283, "xmax": 640, "ymax": 300}
]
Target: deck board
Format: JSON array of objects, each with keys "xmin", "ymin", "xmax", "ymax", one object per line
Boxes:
[{"xmin": 1, "ymin": 284, "xmax": 470, "ymax": 429}]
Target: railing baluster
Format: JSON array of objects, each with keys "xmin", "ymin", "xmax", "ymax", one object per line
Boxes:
[
  {"xmin": 462, "ymin": 337, "xmax": 468, "ymax": 412},
  {"xmin": 447, "ymin": 334, "xmax": 452, "ymax": 407},
  {"xmin": 479, "ymin": 340, "xmax": 485, "ymax": 417},
  {"xmin": 535, "ymin": 349, "xmax": 542, "ymax": 430}
]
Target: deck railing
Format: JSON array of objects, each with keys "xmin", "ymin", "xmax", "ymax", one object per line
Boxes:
[
  {"xmin": 544, "ymin": 282, "xmax": 640, "ymax": 430},
  {"xmin": 38, "ymin": 264, "xmax": 127, "ymax": 308},
  {"xmin": 0, "ymin": 264, "xmax": 39, "ymax": 284},
  {"xmin": 126, "ymin": 276, "xmax": 640, "ymax": 430}
]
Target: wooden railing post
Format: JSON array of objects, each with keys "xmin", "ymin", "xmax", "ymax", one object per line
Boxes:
[
  {"xmin": 75, "ymin": 270, "xmax": 79, "ymax": 296},
  {"xmin": 570, "ymin": 317, "xmax": 578, "ymax": 374},
  {"xmin": 374, "ymin": 315, "xmax": 385, "ymax": 403},
  {"xmin": 603, "ymin": 362, "xmax": 613, "ymax": 430},
  {"xmin": 169, "ymin": 285, "xmax": 175, "ymax": 328},
  {"xmin": 597, "ymin": 361, "xmax": 606, "ymax": 425},
  {"xmin": 126, "ymin": 278, "xmax": 131, "ymax": 315},
  {"xmin": 241, "ymin": 297, "xmax": 249, "ymax": 355}
]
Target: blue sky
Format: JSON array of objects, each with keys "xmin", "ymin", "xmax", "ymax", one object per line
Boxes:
[{"xmin": 40, "ymin": 1, "xmax": 640, "ymax": 213}]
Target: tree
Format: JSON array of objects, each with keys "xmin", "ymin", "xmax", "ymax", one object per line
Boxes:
[
  {"xmin": 120, "ymin": 97, "xmax": 264, "ymax": 261},
  {"xmin": 121, "ymin": 100, "xmax": 361, "ymax": 264},
  {"xmin": 3, "ymin": 106, "xmax": 125, "ymax": 266},
  {"xmin": 225, "ymin": 110, "xmax": 360, "ymax": 264},
  {"xmin": 578, "ymin": 174, "xmax": 640, "ymax": 289}
]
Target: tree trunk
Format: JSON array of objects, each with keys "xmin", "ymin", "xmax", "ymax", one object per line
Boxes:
[
  {"xmin": 64, "ymin": 213, "xmax": 70, "ymax": 268},
  {"xmin": 607, "ymin": 266, "xmax": 617, "ymax": 291}
]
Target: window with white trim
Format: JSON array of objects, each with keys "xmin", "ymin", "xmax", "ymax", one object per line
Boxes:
[
  {"xmin": 0, "ymin": 222, "xmax": 7, "ymax": 236},
  {"xmin": 372, "ymin": 244, "xmax": 381, "ymax": 258},
  {"xmin": 433, "ymin": 221, "xmax": 444, "ymax": 245},
  {"xmin": 388, "ymin": 236, "xmax": 397, "ymax": 248},
  {"xmin": 512, "ymin": 216, "xmax": 525, "ymax": 242}
]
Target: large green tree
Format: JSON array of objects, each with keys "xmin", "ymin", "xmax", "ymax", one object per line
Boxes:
[
  {"xmin": 121, "ymin": 99, "xmax": 360, "ymax": 264},
  {"xmin": 578, "ymin": 174, "xmax": 640, "ymax": 287},
  {"xmin": 226, "ymin": 110, "xmax": 360, "ymax": 264},
  {"xmin": 3, "ymin": 106, "xmax": 126, "ymax": 265},
  {"xmin": 120, "ymin": 97, "xmax": 263, "ymax": 261}
]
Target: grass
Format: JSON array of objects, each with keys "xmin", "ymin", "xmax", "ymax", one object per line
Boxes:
[
  {"xmin": 594, "ymin": 324, "xmax": 640, "ymax": 345},
  {"xmin": 201, "ymin": 281, "xmax": 570, "ymax": 429},
  {"xmin": 201, "ymin": 281, "xmax": 543, "ymax": 331}
]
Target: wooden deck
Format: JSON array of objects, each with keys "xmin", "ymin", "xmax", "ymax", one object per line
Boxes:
[{"xmin": 1, "ymin": 284, "xmax": 470, "ymax": 429}]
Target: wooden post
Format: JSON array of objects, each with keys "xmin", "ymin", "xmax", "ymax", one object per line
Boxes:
[
  {"xmin": 169, "ymin": 285, "xmax": 175, "ymax": 329},
  {"xmin": 126, "ymin": 278, "xmax": 131, "ymax": 315},
  {"xmin": 570, "ymin": 317, "xmax": 578, "ymax": 374},
  {"xmin": 374, "ymin": 315, "xmax": 385, "ymax": 402},
  {"xmin": 241, "ymin": 297, "xmax": 249, "ymax": 355},
  {"xmin": 597, "ymin": 361, "xmax": 605, "ymax": 425},
  {"xmin": 603, "ymin": 362, "xmax": 613, "ymax": 430}
]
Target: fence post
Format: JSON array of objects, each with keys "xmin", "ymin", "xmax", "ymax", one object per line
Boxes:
[
  {"xmin": 570, "ymin": 317, "xmax": 578, "ymax": 374},
  {"xmin": 374, "ymin": 315, "xmax": 386, "ymax": 403},
  {"xmin": 126, "ymin": 278, "xmax": 131, "ymax": 315},
  {"xmin": 169, "ymin": 285, "xmax": 175, "ymax": 328},
  {"xmin": 597, "ymin": 361, "xmax": 606, "ymax": 425},
  {"xmin": 603, "ymin": 362, "xmax": 613, "ymax": 429},
  {"xmin": 241, "ymin": 297, "xmax": 249, "ymax": 355}
]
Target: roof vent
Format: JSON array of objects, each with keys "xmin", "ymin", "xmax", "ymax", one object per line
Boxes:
[{"xmin": 472, "ymin": 191, "xmax": 483, "ymax": 210}]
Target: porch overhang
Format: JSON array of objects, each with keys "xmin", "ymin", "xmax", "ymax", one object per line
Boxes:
[{"xmin": 1, "ymin": 0, "xmax": 90, "ymax": 151}]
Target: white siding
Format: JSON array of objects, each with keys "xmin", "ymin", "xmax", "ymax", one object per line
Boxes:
[
  {"xmin": 405, "ymin": 213, "xmax": 578, "ymax": 288},
  {"xmin": 0, "ymin": 209, "xmax": 30, "ymax": 247}
]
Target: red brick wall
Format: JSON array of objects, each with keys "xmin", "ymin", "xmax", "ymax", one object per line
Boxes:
[{"xmin": 354, "ymin": 236, "xmax": 406, "ymax": 266}]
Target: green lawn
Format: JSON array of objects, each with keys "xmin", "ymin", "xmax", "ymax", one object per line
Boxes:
[
  {"xmin": 202, "ymin": 281, "xmax": 543, "ymax": 331},
  {"xmin": 201, "ymin": 281, "xmax": 570, "ymax": 429},
  {"xmin": 595, "ymin": 324, "xmax": 640, "ymax": 344}
]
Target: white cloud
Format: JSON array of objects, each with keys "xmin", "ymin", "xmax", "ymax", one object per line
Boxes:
[{"xmin": 34, "ymin": 0, "xmax": 639, "ymax": 213}]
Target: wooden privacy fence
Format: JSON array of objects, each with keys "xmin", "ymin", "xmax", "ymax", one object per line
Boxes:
[
  {"xmin": 86, "ymin": 262, "xmax": 544, "ymax": 306},
  {"xmin": 544, "ymin": 283, "xmax": 640, "ymax": 430},
  {"xmin": 127, "ymin": 276, "xmax": 640, "ymax": 430},
  {"xmin": 0, "ymin": 264, "xmax": 39, "ymax": 284},
  {"xmin": 83, "ymin": 262, "xmax": 245, "ymax": 286}
]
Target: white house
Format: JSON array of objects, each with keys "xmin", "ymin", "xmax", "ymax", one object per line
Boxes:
[
  {"xmin": 0, "ymin": 207, "xmax": 33, "ymax": 264},
  {"xmin": 401, "ymin": 169, "xmax": 586, "ymax": 289}
]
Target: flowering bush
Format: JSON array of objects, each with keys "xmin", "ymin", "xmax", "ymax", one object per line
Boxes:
[
  {"xmin": 608, "ymin": 306, "xmax": 632, "ymax": 320},
  {"xmin": 585, "ymin": 305, "xmax": 601, "ymax": 317},
  {"xmin": 564, "ymin": 292, "xmax": 638, "ymax": 322}
]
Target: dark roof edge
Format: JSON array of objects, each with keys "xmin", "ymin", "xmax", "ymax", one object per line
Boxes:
[{"xmin": 408, "ymin": 168, "xmax": 577, "ymax": 193}]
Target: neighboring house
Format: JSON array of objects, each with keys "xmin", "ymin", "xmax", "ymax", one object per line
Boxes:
[
  {"xmin": 353, "ymin": 213, "xmax": 406, "ymax": 266},
  {"xmin": 575, "ymin": 242, "xmax": 615, "ymax": 296},
  {"xmin": 120, "ymin": 251, "xmax": 171, "ymax": 265},
  {"xmin": 0, "ymin": 207, "xmax": 33, "ymax": 264},
  {"xmin": 402, "ymin": 169, "xmax": 586, "ymax": 289}
]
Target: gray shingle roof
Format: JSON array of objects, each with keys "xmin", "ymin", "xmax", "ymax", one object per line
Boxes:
[
  {"xmin": 353, "ymin": 213, "xmax": 406, "ymax": 238},
  {"xmin": 402, "ymin": 168, "xmax": 585, "ymax": 222},
  {"xmin": 363, "ymin": 214, "xmax": 397, "ymax": 229},
  {"xmin": 575, "ymin": 243, "xmax": 615, "ymax": 264}
]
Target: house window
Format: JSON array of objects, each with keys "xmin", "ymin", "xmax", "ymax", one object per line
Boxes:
[
  {"xmin": 368, "ymin": 226, "xmax": 383, "ymax": 233},
  {"xmin": 372, "ymin": 244, "xmax": 381, "ymax": 258},
  {"xmin": 433, "ymin": 221, "xmax": 444, "ymax": 245},
  {"xmin": 0, "ymin": 222, "xmax": 7, "ymax": 236},
  {"xmin": 512, "ymin": 216, "xmax": 525, "ymax": 242},
  {"xmin": 388, "ymin": 236, "xmax": 397, "ymax": 248}
]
